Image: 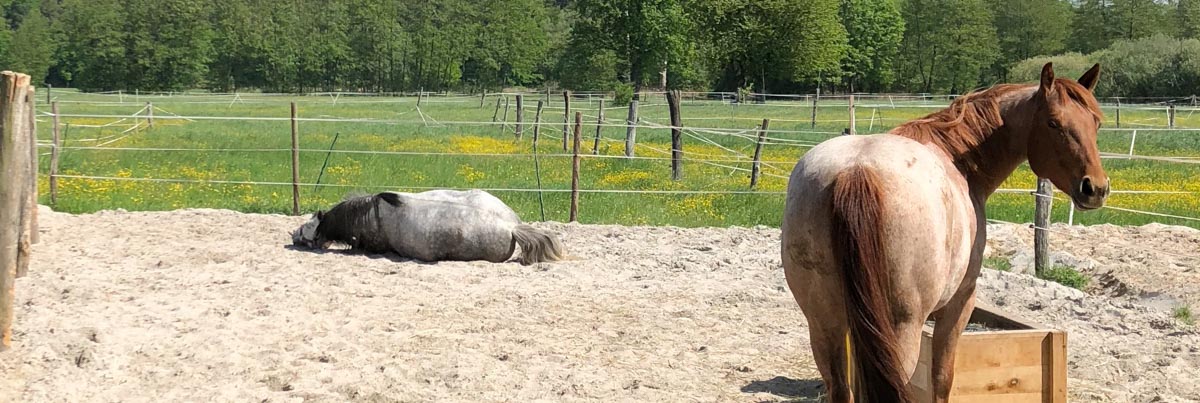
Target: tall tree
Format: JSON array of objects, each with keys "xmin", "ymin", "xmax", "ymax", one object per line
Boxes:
[
  {"xmin": 897, "ymin": 0, "xmax": 1000, "ymax": 93},
  {"xmin": 1111, "ymin": 0, "xmax": 1173, "ymax": 40},
  {"xmin": 569, "ymin": 0, "xmax": 695, "ymax": 96},
  {"xmin": 839, "ymin": 0, "xmax": 904, "ymax": 91},
  {"xmin": 693, "ymin": 0, "xmax": 847, "ymax": 93},
  {"xmin": 6, "ymin": 6, "xmax": 52, "ymax": 82},
  {"xmin": 1182, "ymin": 0, "xmax": 1200, "ymax": 39},
  {"xmin": 123, "ymin": 0, "xmax": 215, "ymax": 91},
  {"xmin": 990, "ymin": 0, "xmax": 1072, "ymax": 81},
  {"xmin": 56, "ymin": 0, "xmax": 125, "ymax": 90},
  {"xmin": 463, "ymin": 0, "xmax": 550, "ymax": 90}
]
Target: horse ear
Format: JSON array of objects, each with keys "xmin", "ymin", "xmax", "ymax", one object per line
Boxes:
[
  {"xmin": 1077, "ymin": 63, "xmax": 1101, "ymax": 92},
  {"xmin": 1039, "ymin": 62, "xmax": 1056, "ymax": 94},
  {"xmin": 315, "ymin": 210, "xmax": 324, "ymax": 220}
]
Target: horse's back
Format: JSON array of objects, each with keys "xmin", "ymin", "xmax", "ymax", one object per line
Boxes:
[
  {"xmin": 378, "ymin": 192, "xmax": 517, "ymax": 263},
  {"xmin": 392, "ymin": 189, "xmax": 521, "ymax": 223},
  {"xmin": 783, "ymin": 133, "xmax": 976, "ymax": 314}
]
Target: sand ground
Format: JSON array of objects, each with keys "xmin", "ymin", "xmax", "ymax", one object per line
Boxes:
[{"xmin": 1, "ymin": 207, "xmax": 1197, "ymax": 402}]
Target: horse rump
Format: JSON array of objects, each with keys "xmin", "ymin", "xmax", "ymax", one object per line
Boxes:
[
  {"xmin": 511, "ymin": 224, "xmax": 565, "ymax": 265},
  {"xmin": 830, "ymin": 165, "xmax": 914, "ymax": 403}
]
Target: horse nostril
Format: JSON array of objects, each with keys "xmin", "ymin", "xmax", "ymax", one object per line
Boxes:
[{"xmin": 1080, "ymin": 177, "xmax": 1095, "ymax": 197}]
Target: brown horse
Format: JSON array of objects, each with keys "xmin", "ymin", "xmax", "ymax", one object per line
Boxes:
[{"xmin": 781, "ymin": 63, "xmax": 1108, "ymax": 402}]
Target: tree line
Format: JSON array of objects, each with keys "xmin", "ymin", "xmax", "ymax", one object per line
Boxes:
[{"xmin": 0, "ymin": 0, "xmax": 1197, "ymax": 98}]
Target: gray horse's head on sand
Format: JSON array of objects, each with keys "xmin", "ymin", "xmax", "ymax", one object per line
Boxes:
[{"xmin": 291, "ymin": 190, "xmax": 565, "ymax": 265}]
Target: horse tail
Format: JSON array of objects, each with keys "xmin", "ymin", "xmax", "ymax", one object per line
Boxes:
[
  {"xmin": 830, "ymin": 165, "xmax": 913, "ymax": 403},
  {"xmin": 511, "ymin": 224, "xmax": 565, "ymax": 265}
]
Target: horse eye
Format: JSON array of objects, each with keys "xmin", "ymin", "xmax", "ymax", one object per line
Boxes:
[{"xmin": 1048, "ymin": 120, "xmax": 1060, "ymax": 129}]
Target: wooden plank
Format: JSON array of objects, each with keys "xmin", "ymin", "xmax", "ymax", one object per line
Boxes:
[
  {"xmin": 955, "ymin": 332, "xmax": 1051, "ymax": 368},
  {"xmin": 949, "ymin": 364, "xmax": 1048, "ymax": 395},
  {"xmin": 1047, "ymin": 330, "xmax": 1067, "ymax": 403},
  {"xmin": 971, "ymin": 301, "xmax": 1048, "ymax": 330}
]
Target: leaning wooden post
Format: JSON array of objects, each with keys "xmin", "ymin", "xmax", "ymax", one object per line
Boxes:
[
  {"xmin": 1, "ymin": 71, "xmax": 34, "ymax": 351},
  {"xmin": 492, "ymin": 95, "xmax": 502, "ymax": 122},
  {"xmin": 570, "ymin": 112, "xmax": 582, "ymax": 223},
  {"xmin": 562, "ymin": 91, "xmax": 571, "ymax": 152},
  {"xmin": 848, "ymin": 93, "xmax": 856, "ymax": 135},
  {"xmin": 624, "ymin": 99, "xmax": 639, "ymax": 158},
  {"xmin": 417, "ymin": 88, "xmax": 423, "ymax": 108},
  {"xmin": 592, "ymin": 99, "xmax": 604, "ymax": 154},
  {"xmin": 290, "ymin": 102, "xmax": 300, "ymax": 216},
  {"xmin": 498, "ymin": 96, "xmax": 510, "ymax": 136},
  {"xmin": 50, "ymin": 102, "xmax": 60, "ymax": 205},
  {"xmin": 667, "ymin": 90, "xmax": 683, "ymax": 181},
  {"xmin": 146, "ymin": 102, "xmax": 154, "ymax": 129},
  {"xmin": 532, "ymin": 101, "xmax": 544, "ymax": 144},
  {"xmin": 480, "ymin": 91, "xmax": 487, "ymax": 109},
  {"xmin": 1034, "ymin": 178, "xmax": 1053, "ymax": 277},
  {"xmin": 750, "ymin": 119, "xmax": 770, "ymax": 189},
  {"xmin": 515, "ymin": 95, "xmax": 524, "ymax": 140}
]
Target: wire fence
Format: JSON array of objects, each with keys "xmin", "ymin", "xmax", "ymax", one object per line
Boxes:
[{"xmin": 36, "ymin": 90, "xmax": 1200, "ymax": 228}]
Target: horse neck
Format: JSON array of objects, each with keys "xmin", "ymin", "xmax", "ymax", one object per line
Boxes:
[{"xmin": 962, "ymin": 87, "xmax": 1039, "ymax": 200}]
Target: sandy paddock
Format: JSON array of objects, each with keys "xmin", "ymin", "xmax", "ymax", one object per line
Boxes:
[{"xmin": 1, "ymin": 207, "xmax": 1198, "ymax": 402}]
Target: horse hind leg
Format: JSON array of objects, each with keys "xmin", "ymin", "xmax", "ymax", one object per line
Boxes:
[
  {"xmin": 806, "ymin": 317, "xmax": 854, "ymax": 403},
  {"xmin": 930, "ymin": 287, "xmax": 977, "ymax": 403}
]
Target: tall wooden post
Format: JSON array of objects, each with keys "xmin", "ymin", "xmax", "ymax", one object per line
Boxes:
[
  {"xmin": 23, "ymin": 83, "xmax": 37, "ymax": 257},
  {"xmin": 1034, "ymin": 178, "xmax": 1053, "ymax": 277},
  {"xmin": 1168, "ymin": 104, "xmax": 1176, "ymax": 129},
  {"xmin": 499, "ymin": 97, "xmax": 510, "ymax": 136},
  {"xmin": 624, "ymin": 100, "xmax": 639, "ymax": 158},
  {"xmin": 667, "ymin": 90, "xmax": 683, "ymax": 181},
  {"xmin": 592, "ymin": 99, "xmax": 604, "ymax": 154},
  {"xmin": 750, "ymin": 119, "xmax": 770, "ymax": 189},
  {"xmin": 810, "ymin": 86, "xmax": 820, "ymax": 129},
  {"xmin": 1, "ymin": 71, "xmax": 34, "ymax": 351},
  {"xmin": 290, "ymin": 102, "xmax": 300, "ymax": 215},
  {"xmin": 848, "ymin": 94, "xmax": 856, "ymax": 135},
  {"xmin": 480, "ymin": 91, "xmax": 487, "ymax": 109},
  {"xmin": 532, "ymin": 101, "xmax": 546, "ymax": 221},
  {"xmin": 570, "ymin": 112, "xmax": 582, "ymax": 223},
  {"xmin": 1115, "ymin": 97, "xmax": 1122, "ymax": 128},
  {"xmin": 417, "ymin": 88, "xmax": 423, "ymax": 108},
  {"xmin": 562, "ymin": 91, "xmax": 571, "ymax": 152},
  {"xmin": 492, "ymin": 96, "xmax": 502, "ymax": 122},
  {"xmin": 146, "ymin": 102, "xmax": 154, "ymax": 129},
  {"xmin": 515, "ymin": 95, "xmax": 524, "ymax": 140},
  {"xmin": 50, "ymin": 102, "xmax": 60, "ymax": 205}
]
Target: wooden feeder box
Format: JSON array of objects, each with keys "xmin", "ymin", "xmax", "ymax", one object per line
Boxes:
[{"xmin": 912, "ymin": 301, "xmax": 1067, "ymax": 403}]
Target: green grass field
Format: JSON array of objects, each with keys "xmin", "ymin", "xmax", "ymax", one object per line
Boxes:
[{"xmin": 37, "ymin": 89, "xmax": 1200, "ymax": 229}]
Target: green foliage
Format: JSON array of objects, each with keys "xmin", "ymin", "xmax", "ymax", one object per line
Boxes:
[
  {"xmin": 692, "ymin": 0, "xmax": 847, "ymax": 92},
  {"xmin": 1174, "ymin": 305, "xmax": 1195, "ymax": 326},
  {"xmin": 1094, "ymin": 35, "xmax": 1200, "ymax": 97},
  {"xmin": 1009, "ymin": 52, "xmax": 1097, "ymax": 84},
  {"xmin": 989, "ymin": 0, "xmax": 1071, "ymax": 80},
  {"xmin": 896, "ymin": 0, "xmax": 1000, "ymax": 93},
  {"xmin": 6, "ymin": 6, "xmax": 52, "ymax": 83},
  {"xmin": 1182, "ymin": 0, "xmax": 1200, "ymax": 39},
  {"xmin": 1038, "ymin": 265, "xmax": 1089, "ymax": 290},
  {"xmin": 569, "ymin": 0, "xmax": 695, "ymax": 91},
  {"xmin": 983, "ymin": 257, "xmax": 1012, "ymax": 272},
  {"xmin": 613, "ymin": 82, "xmax": 634, "ymax": 106},
  {"xmin": 839, "ymin": 0, "xmax": 904, "ymax": 91}
]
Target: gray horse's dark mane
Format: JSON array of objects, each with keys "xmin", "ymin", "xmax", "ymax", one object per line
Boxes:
[{"xmin": 314, "ymin": 192, "xmax": 395, "ymax": 252}]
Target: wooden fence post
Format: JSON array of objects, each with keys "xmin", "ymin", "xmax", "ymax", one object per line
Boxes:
[
  {"xmin": 1034, "ymin": 178, "xmax": 1053, "ymax": 277},
  {"xmin": 810, "ymin": 88, "xmax": 820, "ymax": 129},
  {"xmin": 146, "ymin": 102, "xmax": 154, "ymax": 129},
  {"xmin": 1168, "ymin": 104, "xmax": 1176, "ymax": 129},
  {"xmin": 480, "ymin": 91, "xmax": 486, "ymax": 109},
  {"xmin": 417, "ymin": 88, "xmax": 423, "ymax": 108},
  {"xmin": 1, "ymin": 71, "xmax": 35, "ymax": 351},
  {"xmin": 1115, "ymin": 97, "xmax": 1122, "ymax": 128},
  {"xmin": 23, "ymin": 82, "xmax": 37, "ymax": 258},
  {"xmin": 492, "ymin": 95, "xmax": 502, "ymax": 122},
  {"xmin": 562, "ymin": 91, "xmax": 571, "ymax": 152},
  {"xmin": 532, "ymin": 101, "xmax": 546, "ymax": 221},
  {"xmin": 624, "ymin": 100, "xmax": 639, "ymax": 158},
  {"xmin": 290, "ymin": 102, "xmax": 300, "ymax": 216},
  {"xmin": 848, "ymin": 93, "xmax": 856, "ymax": 135},
  {"xmin": 750, "ymin": 119, "xmax": 770, "ymax": 189},
  {"xmin": 592, "ymin": 99, "xmax": 604, "ymax": 154},
  {"xmin": 50, "ymin": 102, "xmax": 60, "ymax": 205},
  {"xmin": 570, "ymin": 112, "xmax": 582, "ymax": 223},
  {"xmin": 515, "ymin": 95, "xmax": 524, "ymax": 140},
  {"xmin": 499, "ymin": 96, "xmax": 510, "ymax": 136},
  {"xmin": 667, "ymin": 89, "xmax": 683, "ymax": 181}
]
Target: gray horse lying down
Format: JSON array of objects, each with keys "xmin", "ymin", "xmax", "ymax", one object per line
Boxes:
[{"xmin": 291, "ymin": 189, "xmax": 565, "ymax": 265}]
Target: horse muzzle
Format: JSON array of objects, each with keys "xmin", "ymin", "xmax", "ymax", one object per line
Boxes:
[{"xmin": 1071, "ymin": 175, "xmax": 1109, "ymax": 211}]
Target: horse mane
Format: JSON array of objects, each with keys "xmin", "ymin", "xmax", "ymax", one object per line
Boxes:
[
  {"xmin": 315, "ymin": 193, "xmax": 393, "ymax": 252},
  {"xmin": 888, "ymin": 79, "xmax": 1103, "ymax": 177}
]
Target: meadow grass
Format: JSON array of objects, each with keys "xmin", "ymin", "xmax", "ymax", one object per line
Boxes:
[{"xmin": 38, "ymin": 90, "xmax": 1200, "ymax": 229}]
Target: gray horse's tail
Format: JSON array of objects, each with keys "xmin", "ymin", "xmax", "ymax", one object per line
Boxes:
[{"xmin": 511, "ymin": 224, "xmax": 565, "ymax": 265}]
